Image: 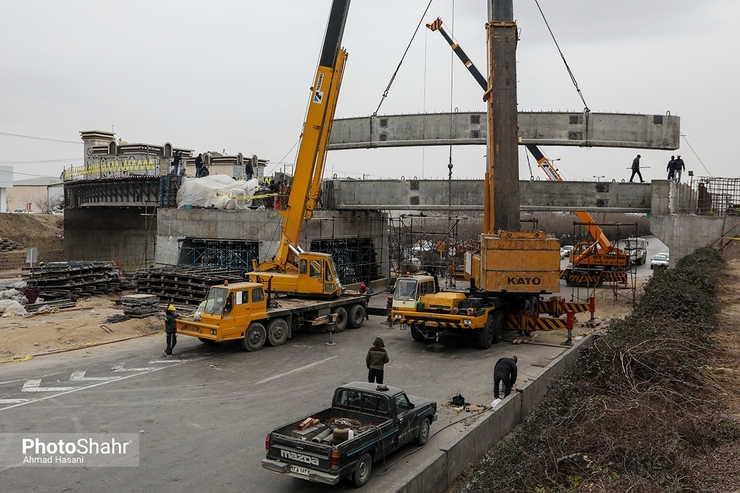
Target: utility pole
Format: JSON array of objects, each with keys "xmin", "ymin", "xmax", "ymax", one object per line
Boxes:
[{"xmin": 485, "ymin": 0, "xmax": 520, "ymax": 233}]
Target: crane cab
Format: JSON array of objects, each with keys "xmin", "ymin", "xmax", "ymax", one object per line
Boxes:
[{"xmin": 248, "ymin": 252, "xmax": 343, "ymax": 298}]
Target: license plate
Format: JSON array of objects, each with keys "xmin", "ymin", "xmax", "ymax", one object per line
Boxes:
[{"xmin": 290, "ymin": 465, "xmax": 312, "ymax": 476}]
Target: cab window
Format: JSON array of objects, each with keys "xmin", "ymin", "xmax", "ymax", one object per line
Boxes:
[
  {"xmin": 252, "ymin": 287, "xmax": 264, "ymax": 303},
  {"xmin": 394, "ymin": 394, "xmax": 412, "ymax": 413},
  {"xmin": 324, "ymin": 262, "xmax": 333, "ymax": 282},
  {"xmin": 236, "ymin": 290, "xmax": 247, "ymax": 305},
  {"xmin": 300, "ymin": 259, "xmax": 307, "ymax": 275},
  {"xmin": 394, "ymin": 279, "xmax": 417, "ymax": 301},
  {"xmin": 310, "ymin": 260, "xmax": 322, "ymax": 278}
]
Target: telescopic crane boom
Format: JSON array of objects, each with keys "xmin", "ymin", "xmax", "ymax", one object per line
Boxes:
[{"xmin": 248, "ymin": 0, "xmax": 351, "ymax": 297}]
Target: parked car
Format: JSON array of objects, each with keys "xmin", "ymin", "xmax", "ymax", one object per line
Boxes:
[
  {"xmin": 12, "ymin": 208, "xmax": 29, "ymax": 213},
  {"xmin": 650, "ymin": 253, "xmax": 670, "ymax": 269},
  {"xmin": 560, "ymin": 245, "xmax": 574, "ymax": 259}
]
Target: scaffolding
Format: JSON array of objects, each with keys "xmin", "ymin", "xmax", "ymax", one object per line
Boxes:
[
  {"xmin": 565, "ymin": 221, "xmax": 638, "ymax": 306},
  {"xmin": 178, "ymin": 238, "xmax": 259, "ymax": 274}
]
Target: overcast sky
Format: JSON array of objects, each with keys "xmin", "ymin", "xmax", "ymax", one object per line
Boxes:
[{"xmin": 1, "ymin": 0, "xmax": 737, "ymax": 184}]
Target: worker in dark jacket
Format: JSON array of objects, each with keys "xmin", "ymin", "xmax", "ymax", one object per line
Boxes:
[
  {"xmin": 366, "ymin": 337, "xmax": 389, "ymax": 384},
  {"xmin": 164, "ymin": 305, "xmax": 178, "ymax": 357},
  {"xmin": 493, "ymin": 355, "xmax": 518, "ymax": 399},
  {"xmin": 629, "ymin": 154, "xmax": 644, "ymax": 183}
]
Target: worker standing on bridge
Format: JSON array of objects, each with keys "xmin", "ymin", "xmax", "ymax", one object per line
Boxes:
[
  {"xmin": 673, "ymin": 155, "xmax": 685, "ymax": 183},
  {"xmin": 366, "ymin": 337, "xmax": 389, "ymax": 384},
  {"xmin": 493, "ymin": 355, "xmax": 518, "ymax": 399},
  {"xmin": 666, "ymin": 156, "xmax": 676, "ymax": 181},
  {"xmin": 629, "ymin": 154, "xmax": 644, "ymax": 183},
  {"xmin": 164, "ymin": 305, "xmax": 178, "ymax": 357}
]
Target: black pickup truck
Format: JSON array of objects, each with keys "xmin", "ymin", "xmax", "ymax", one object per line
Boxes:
[{"xmin": 262, "ymin": 382, "xmax": 437, "ymax": 487}]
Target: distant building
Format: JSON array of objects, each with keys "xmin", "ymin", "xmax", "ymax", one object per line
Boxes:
[
  {"xmin": 7, "ymin": 176, "xmax": 64, "ymax": 213},
  {"xmin": 63, "ymin": 130, "xmax": 267, "ymax": 181}
]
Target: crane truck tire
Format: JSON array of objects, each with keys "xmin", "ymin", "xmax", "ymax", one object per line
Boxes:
[
  {"xmin": 347, "ymin": 304, "xmax": 365, "ymax": 329},
  {"xmin": 332, "ymin": 307, "xmax": 348, "ymax": 332},
  {"xmin": 490, "ymin": 310, "xmax": 505, "ymax": 344},
  {"xmin": 242, "ymin": 322, "xmax": 266, "ymax": 352},
  {"xmin": 411, "ymin": 326, "xmax": 425, "ymax": 342},
  {"xmin": 266, "ymin": 318, "xmax": 289, "ymax": 346}
]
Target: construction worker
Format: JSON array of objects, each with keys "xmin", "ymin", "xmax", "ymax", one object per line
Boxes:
[
  {"xmin": 673, "ymin": 155, "xmax": 685, "ymax": 183},
  {"xmin": 493, "ymin": 355, "xmax": 518, "ymax": 399},
  {"xmin": 629, "ymin": 154, "xmax": 644, "ymax": 183},
  {"xmin": 359, "ymin": 283, "xmax": 370, "ymax": 320},
  {"xmin": 164, "ymin": 305, "xmax": 178, "ymax": 357}
]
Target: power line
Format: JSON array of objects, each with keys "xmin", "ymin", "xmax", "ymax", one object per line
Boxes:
[{"xmin": 0, "ymin": 131, "xmax": 82, "ymax": 144}]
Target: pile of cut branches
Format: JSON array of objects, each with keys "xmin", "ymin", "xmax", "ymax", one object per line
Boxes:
[{"xmin": 454, "ymin": 248, "xmax": 740, "ymax": 492}]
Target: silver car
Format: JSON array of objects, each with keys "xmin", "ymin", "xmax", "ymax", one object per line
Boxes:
[{"xmin": 650, "ymin": 253, "xmax": 669, "ymax": 269}]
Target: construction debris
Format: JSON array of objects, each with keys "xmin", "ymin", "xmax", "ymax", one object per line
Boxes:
[
  {"xmin": 135, "ymin": 265, "xmax": 243, "ymax": 306},
  {"xmin": 121, "ymin": 294, "xmax": 159, "ymax": 318},
  {"xmin": 0, "ymin": 238, "xmax": 23, "ymax": 252}
]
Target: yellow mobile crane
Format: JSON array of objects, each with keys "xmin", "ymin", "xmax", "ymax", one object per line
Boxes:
[
  {"xmin": 176, "ymin": 0, "xmax": 370, "ymax": 351},
  {"xmin": 426, "ymin": 16, "xmax": 629, "ymax": 287},
  {"xmin": 392, "ymin": 4, "xmax": 592, "ymax": 349},
  {"xmin": 247, "ymin": 0, "xmax": 350, "ymax": 298}
]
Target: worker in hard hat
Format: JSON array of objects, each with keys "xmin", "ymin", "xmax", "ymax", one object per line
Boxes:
[
  {"xmin": 359, "ymin": 283, "xmax": 370, "ymax": 320},
  {"xmin": 164, "ymin": 304, "xmax": 178, "ymax": 357}
]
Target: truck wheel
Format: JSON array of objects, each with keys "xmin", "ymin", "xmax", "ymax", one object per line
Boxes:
[
  {"xmin": 197, "ymin": 338, "xmax": 217, "ymax": 346},
  {"xmin": 332, "ymin": 307, "xmax": 348, "ymax": 332},
  {"xmin": 415, "ymin": 418, "xmax": 431, "ymax": 446},
  {"xmin": 490, "ymin": 311, "xmax": 505, "ymax": 344},
  {"xmin": 411, "ymin": 326, "xmax": 425, "ymax": 342},
  {"xmin": 347, "ymin": 304, "xmax": 365, "ymax": 329},
  {"xmin": 477, "ymin": 316, "xmax": 494, "ymax": 349},
  {"xmin": 266, "ymin": 318, "xmax": 288, "ymax": 346},
  {"xmin": 351, "ymin": 452, "xmax": 372, "ymax": 487},
  {"xmin": 241, "ymin": 323, "xmax": 266, "ymax": 352}
]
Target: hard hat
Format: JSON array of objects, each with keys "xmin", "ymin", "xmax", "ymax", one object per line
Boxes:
[
  {"xmin": 361, "ymin": 284, "xmax": 366, "ymax": 289},
  {"xmin": 167, "ymin": 305, "xmax": 176, "ymax": 311}
]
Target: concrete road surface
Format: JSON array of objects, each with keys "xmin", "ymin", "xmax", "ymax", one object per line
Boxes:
[{"xmin": 0, "ymin": 313, "xmax": 576, "ymax": 493}]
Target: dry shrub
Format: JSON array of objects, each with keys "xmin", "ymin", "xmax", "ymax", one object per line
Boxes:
[{"xmin": 453, "ymin": 248, "xmax": 740, "ymax": 493}]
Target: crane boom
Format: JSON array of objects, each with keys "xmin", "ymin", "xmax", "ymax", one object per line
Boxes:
[{"xmin": 249, "ymin": 0, "xmax": 351, "ymax": 298}]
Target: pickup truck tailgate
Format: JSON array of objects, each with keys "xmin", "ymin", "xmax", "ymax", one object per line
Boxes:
[{"xmin": 263, "ymin": 434, "xmax": 337, "ymax": 484}]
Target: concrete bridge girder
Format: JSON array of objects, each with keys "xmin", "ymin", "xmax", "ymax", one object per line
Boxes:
[
  {"xmin": 322, "ymin": 179, "xmax": 651, "ymax": 213},
  {"xmin": 328, "ymin": 112, "xmax": 680, "ymax": 150}
]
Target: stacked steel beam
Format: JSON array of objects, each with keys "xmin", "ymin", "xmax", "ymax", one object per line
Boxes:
[
  {"xmin": 135, "ymin": 265, "xmax": 243, "ymax": 307},
  {"xmin": 23, "ymin": 261, "xmax": 122, "ymax": 301}
]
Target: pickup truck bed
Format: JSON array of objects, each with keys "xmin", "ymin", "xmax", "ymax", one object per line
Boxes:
[{"xmin": 263, "ymin": 382, "xmax": 437, "ymax": 487}]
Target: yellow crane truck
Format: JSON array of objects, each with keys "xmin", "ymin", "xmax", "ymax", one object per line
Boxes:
[
  {"xmin": 392, "ymin": 9, "xmax": 592, "ymax": 349},
  {"xmin": 176, "ymin": 279, "xmax": 368, "ymax": 351},
  {"xmin": 177, "ymin": 0, "xmax": 368, "ymax": 349}
]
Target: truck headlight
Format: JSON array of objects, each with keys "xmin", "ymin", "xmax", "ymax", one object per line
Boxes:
[
  {"xmin": 394, "ymin": 314, "xmax": 402, "ymax": 320},
  {"xmin": 210, "ymin": 329, "xmax": 217, "ymax": 335},
  {"xmin": 463, "ymin": 319, "xmax": 472, "ymax": 326}
]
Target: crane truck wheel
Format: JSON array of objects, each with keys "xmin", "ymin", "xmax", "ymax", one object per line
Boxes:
[
  {"xmin": 411, "ymin": 326, "xmax": 425, "ymax": 342},
  {"xmin": 347, "ymin": 304, "xmax": 365, "ymax": 329},
  {"xmin": 478, "ymin": 312, "xmax": 501, "ymax": 349},
  {"xmin": 490, "ymin": 310, "xmax": 505, "ymax": 344},
  {"xmin": 266, "ymin": 318, "xmax": 289, "ymax": 346},
  {"xmin": 332, "ymin": 307, "xmax": 348, "ymax": 332},
  {"xmin": 242, "ymin": 322, "xmax": 266, "ymax": 351}
]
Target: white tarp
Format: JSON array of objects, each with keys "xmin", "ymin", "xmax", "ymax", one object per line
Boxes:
[{"xmin": 177, "ymin": 175, "xmax": 260, "ymax": 210}]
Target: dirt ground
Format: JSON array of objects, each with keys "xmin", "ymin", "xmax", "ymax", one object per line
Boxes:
[{"xmin": 0, "ymin": 213, "xmax": 63, "ymax": 253}]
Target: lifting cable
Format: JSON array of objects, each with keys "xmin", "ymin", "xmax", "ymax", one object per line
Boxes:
[
  {"xmin": 373, "ymin": 0, "xmax": 434, "ymax": 116},
  {"xmin": 680, "ymin": 133, "xmax": 713, "ymax": 177},
  {"xmin": 534, "ymin": 0, "xmax": 590, "ymax": 115}
]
